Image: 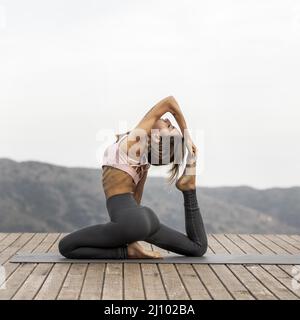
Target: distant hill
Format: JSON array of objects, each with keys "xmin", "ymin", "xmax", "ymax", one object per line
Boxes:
[{"xmin": 0, "ymin": 158, "xmax": 299, "ymax": 234}]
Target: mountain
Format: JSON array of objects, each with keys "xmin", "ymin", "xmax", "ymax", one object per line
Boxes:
[
  {"xmin": 201, "ymin": 186, "xmax": 300, "ymax": 229},
  {"xmin": 0, "ymin": 158, "xmax": 299, "ymax": 234}
]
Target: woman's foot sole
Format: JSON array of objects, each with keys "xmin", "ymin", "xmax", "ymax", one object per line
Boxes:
[
  {"xmin": 176, "ymin": 159, "xmax": 197, "ymax": 191},
  {"xmin": 127, "ymin": 242, "xmax": 163, "ymax": 259}
]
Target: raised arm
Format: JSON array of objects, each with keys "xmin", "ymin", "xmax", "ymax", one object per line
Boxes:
[
  {"xmin": 168, "ymin": 97, "xmax": 197, "ymax": 157},
  {"xmin": 120, "ymin": 96, "xmax": 197, "ymax": 157},
  {"xmin": 120, "ymin": 96, "xmax": 175, "ymax": 153}
]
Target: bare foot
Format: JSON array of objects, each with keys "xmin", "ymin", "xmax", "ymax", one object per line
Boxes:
[
  {"xmin": 175, "ymin": 153, "xmax": 197, "ymax": 191},
  {"xmin": 127, "ymin": 241, "xmax": 163, "ymax": 259}
]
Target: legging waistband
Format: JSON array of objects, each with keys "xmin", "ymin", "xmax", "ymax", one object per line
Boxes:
[{"xmin": 106, "ymin": 192, "xmax": 139, "ymax": 213}]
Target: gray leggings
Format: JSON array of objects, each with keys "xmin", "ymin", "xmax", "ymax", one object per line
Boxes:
[{"xmin": 58, "ymin": 189, "xmax": 208, "ymax": 259}]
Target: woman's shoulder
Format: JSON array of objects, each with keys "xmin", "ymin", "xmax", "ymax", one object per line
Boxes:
[
  {"xmin": 117, "ymin": 131, "xmax": 150, "ymax": 165},
  {"xmin": 115, "ymin": 131, "xmax": 131, "ymax": 143}
]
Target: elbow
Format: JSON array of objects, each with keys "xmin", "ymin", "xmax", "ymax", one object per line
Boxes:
[
  {"xmin": 164, "ymin": 96, "xmax": 177, "ymax": 113},
  {"xmin": 165, "ymin": 95, "xmax": 176, "ymax": 105}
]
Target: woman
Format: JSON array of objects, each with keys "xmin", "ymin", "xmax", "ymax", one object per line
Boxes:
[{"xmin": 58, "ymin": 96, "xmax": 208, "ymax": 259}]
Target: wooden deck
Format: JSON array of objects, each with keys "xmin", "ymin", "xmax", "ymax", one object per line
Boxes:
[{"xmin": 0, "ymin": 233, "xmax": 299, "ymax": 300}]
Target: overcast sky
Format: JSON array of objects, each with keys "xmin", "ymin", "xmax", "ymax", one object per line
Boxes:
[{"xmin": 0, "ymin": 0, "xmax": 299, "ymax": 188}]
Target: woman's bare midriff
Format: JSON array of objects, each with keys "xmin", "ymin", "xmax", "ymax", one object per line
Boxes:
[{"xmin": 102, "ymin": 165, "xmax": 136, "ymax": 201}]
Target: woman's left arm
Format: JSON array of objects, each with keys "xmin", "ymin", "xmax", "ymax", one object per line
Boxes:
[{"xmin": 133, "ymin": 170, "xmax": 148, "ymax": 205}]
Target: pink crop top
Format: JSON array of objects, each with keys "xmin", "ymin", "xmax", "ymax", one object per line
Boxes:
[{"xmin": 102, "ymin": 132, "xmax": 151, "ymax": 185}]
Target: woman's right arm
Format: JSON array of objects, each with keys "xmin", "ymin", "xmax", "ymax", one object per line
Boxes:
[
  {"xmin": 134, "ymin": 96, "xmax": 175, "ymax": 135},
  {"xmin": 166, "ymin": 96, "xmax": 188, "ymax": 136},
  {"xmin": 167, "ymin": 97, "xmax": 197, "ymax": 157},
  {"xmin": 133, "ymin": 95, "xmax": 188, "ymax": 137},
  {"xmin": 122, "ymin": 96, "xmax": 196, "ymax": 156},
  {"xmin": 121, "ymin": 96, "xmax": 175, "ymax": 153}
]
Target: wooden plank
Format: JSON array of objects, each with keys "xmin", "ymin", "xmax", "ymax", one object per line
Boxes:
[
  {"xmin": 149, "ymin": 234, "xmax": 231, "ymax": 300},
  {"xmin": 238, "ymin": 234, "xmax": 274, "ymax": 254},
  {"xmin": 0, "ymin": 233, "xmax": 51, "ymax": 300},
  {"xmin": 264, "ymin": 235, "xmax": 299, "ymax": 254},
  {"xmin": 175, "ymin": 264, "xmax": 211, "ymax": 300},
  {"xmin": 101, "ymin": 263, "xmax": 123, "ymax": 300},
  {"xmin": 147, "ymin": 237, "xmax": 211, "ymax": 299},
  {"xmin": 207, "ymin": 235, "xmax": 228, "ymax": 254},
  {"xmin": 35, "ymin": 263, "xmax": 71, "ymax": 300},
  {"xmin": 246, "ymin": 265, "xmax": 298, "ymax": 300},
  {"xmin": 0, "ymin": 234, "xmax": 8, "ymax": 244},
  {"xmin": 124, "ymin": 263, "xmax": 145, "ymax": 300},
  {"xmin": 210, "ymin": 234, "xmax": 257, "ymax": 300},
  {"xmin": 251, "ymin": 234, "xmax": 287, "ymax": 254},
  {"xmin": 213, "ymin": 234, "xmax": 244, "ymax": 254},
  {"xmin": 194, "ymin": 265, "xmax": 233, "ymax": 300},
  {"xmin": 79, "ymin": 263, "xmax": 105, "ymax": 300},
  {"xmin": 155, "ymin": 263, "xmax": 190, "ymax": 300},
  {"xmin": 0, "ymin": 233, "xmax": 48, "ymax": 287},
  {"xmin": 254, "ymin": 234, "xmax": 300, "ymax": 299},
  {"xmin": 275, "ymin": 236, "xmax": 300, "ymax": 282},
  {"xmin": 149, "ymin": 241, "xmax": 212, "ymax": 300},
  {"xmin": 239, "ymin": 234, "xmax": 299, "ymax": 300},
  {"xmin": 262, "ymin": 264, "xmax": 300, "ymax": 299},
  {"xmin": 0, "ymin": 233, "xmax": 36, "ymax": 266},
  {"xmin": 222, "ymin": 234, "xmax": 276, "ymax": 300},
  {"xmin": 239, "ymin": 234, "xmax": 300, "ymax": 283},
  {"xmin": 139, "ymin": 242, "xmax": 167, "ymax": 300},
  {"xmin": 225, "ymin": 234, "xmax": 257, "ymax": 254},
  {"xmin": 0, "ymin": 234, "xmax": 22, "ymax": 255},
  {"xmin": 57, "ymin": 263, "xmax": 88, "ymax": 300},
  {"xmin": 141, "ymin": 263, "xmax": 167, "ymax": 300},
  {"xmin": 290, "ymin": 235, "xmax": 300, "ymax": 242},
  {"xmin": 12, "ymin": 234, "xmax": 60, "ymax": 300},
  {"xmin": 53, "ymin": 234, "xmax": 88, "ymax": 301},
  {"xmin": 276, "ymin": 235, "xmax": 300, "ymax": 250},
  {"xmin": 18, "ymin": 233, "xmax": 48, "ymax": 253},
  {"xmin": 0, "ymin": 233, "xmax": 40, "ymax": 293},
  {"xmin": 102, "ymin": 240, "xmax": 148, "ymax": 300},
  {"xmin": 250, "ymin": 234, "xmax": 299, "ymax": 258},
  {"xmin": 122, "ymin": 241, "xmax": 150, "ymax": 300},
  {"xmin": 35, "ymin": 234, "xmax": 72, "ymax": 300},
  {"xmin": 1, "ymin": 233, "xmax": 298, "ymax": 301},
  {"xmin": 191, "ymin": 237, "xmax": 234, "ymax": 300},
  {"xmin": 210, "ymin": 265, "xmax": 254, "ymax": 300},
  {"xmin": 229, "ymin": 265, "xmax": 276, "ymax": 300},
  {"xmin": 150, "ymin": 242, "xmax": 189, "ymax": 300}
]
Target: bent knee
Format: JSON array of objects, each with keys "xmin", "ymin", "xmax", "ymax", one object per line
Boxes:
[
  {"xmin": 58, "ymin": 235, "xmax": 75, "ymax": 258},
  {"xmin": 190, "ymin": 241, "xmax": 208, "ymax": 257}
]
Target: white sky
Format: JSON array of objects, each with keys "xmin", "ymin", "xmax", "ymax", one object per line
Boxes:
[{"xmin": 0, "ymin": 0, "xmax": 299, "ymax": 188}]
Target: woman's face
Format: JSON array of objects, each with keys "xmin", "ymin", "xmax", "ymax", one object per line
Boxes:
[{"xmin": 152, "ymin": 118, "xmax": 181, "ymax": 137}]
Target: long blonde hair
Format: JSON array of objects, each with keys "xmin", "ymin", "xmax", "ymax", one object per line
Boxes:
[
  {"xmin": 115, "ymin": 131, "xmax": 186, "ymax": 185},
  {"xmin": 147, "ymin": 134, "xmax": 186, "ymax": 185}
]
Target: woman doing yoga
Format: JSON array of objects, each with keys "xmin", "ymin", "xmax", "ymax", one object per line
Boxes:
[{"xmin": 58, "ymin": 96, "xmax": 208, "ymax": 259}]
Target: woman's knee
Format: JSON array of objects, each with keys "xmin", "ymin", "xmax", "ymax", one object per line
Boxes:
[
  {"xmin": 58, "ymin": 234, "xmax": 76, "ymax": 258},
  {"xmin": 190, "ymin": 240, "xmax": 208, "ymax": 257}
]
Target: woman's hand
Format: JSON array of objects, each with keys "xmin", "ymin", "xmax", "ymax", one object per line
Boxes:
[{"xmin": 185, "ymin": 138, "xmax": 198, "ymax": 159}]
